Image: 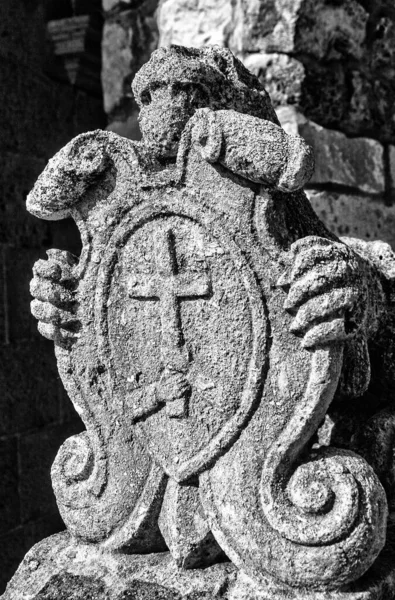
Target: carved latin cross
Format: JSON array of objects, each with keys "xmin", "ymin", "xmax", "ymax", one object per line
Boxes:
[{"xmin": 128, "ymin": 227, "xmax": 211, "ymax": 417}]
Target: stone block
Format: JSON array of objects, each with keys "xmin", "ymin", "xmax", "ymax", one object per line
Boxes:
[
  {"xmin": 102, "ymin": 19, "xmax": 134, "ymax": 115},
  {"xmin": 102, "ymin": 9, "xmax": 158, "ymax": 118},
  {"xmin": 102, "ymin": 0, "xmax": 138, "ymax": 11},
  {"xmin": 277, "ymin": 106, "xmax": 385, "ymax": 194},
  {"xmin": 3, "ymin": 534, "xmax": 236, "ymax": 600},
  {"xmin": 0, "ymin": 341, "xmax": 61, "ymax": 436},
  {"xmin": 243, "ymin": 53, "xmax": 305, "ymax": 109},
  {"xmin": 156, "ymin": 0, "xmax": 395, "ymax": 143},
  {"xmin": 19, "ymin": 422, "xmax": 84, "ymax": 525},
  {"xmin": 307, "ymin": 190, "xmax": 395, "ymax": 248},
  {"xmin": 294, "ymin": 10, "xmax": 395, "ymax": 142},
  {"xmin": 0, "ymin": 437, "xmax": 20, "ymax": 537},
  {"xmin": 293, "ymin": 0, "xmax": 368, "ymax": 61},
  {"xmin": 158, "ymin": 0, "xmax": 368, "ymax": 57},
  {"xmin": 103, "ymin": 0, "xmax": 157, "ymax": 12},
  {"xmin": 158, "ymin": 0, "xmax": 232, "ymax": 49}
]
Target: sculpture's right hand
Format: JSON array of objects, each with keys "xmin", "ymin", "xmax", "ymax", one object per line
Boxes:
[
  {"xmin": 155, "ymin": 370, "xmax": 190, "ymax": 404},
  {"xmin": 30, "ymin": 249, "xmax": 80, "ymax": 348}
]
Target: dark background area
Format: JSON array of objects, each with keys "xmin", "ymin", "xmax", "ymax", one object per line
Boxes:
[{"xmin": 0, "ymin": 0, "xmax": 104, "ymax": 591}]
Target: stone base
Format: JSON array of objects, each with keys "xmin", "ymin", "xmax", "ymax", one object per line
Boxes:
[{"xmin": 2, "ymin": 532, "xmax": 395, "ymax": 600}]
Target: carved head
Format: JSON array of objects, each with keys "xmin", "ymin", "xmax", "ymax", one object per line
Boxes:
[{"xmin": 132, "ymin": 45, "xmax": 279, "ymax": 159}]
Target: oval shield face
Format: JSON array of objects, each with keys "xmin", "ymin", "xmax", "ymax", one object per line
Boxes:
[{"xmin": 96, "ymin": 195, "xmax": 267, "ymax": 481}]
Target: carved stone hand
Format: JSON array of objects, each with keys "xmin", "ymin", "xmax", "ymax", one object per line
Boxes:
[
  {"xmin": 30, "ymin": 249, "xmax": 80, "ymax": 348},
  {"xmin": 155, "ymin": 369, "xmax": 191, "ymax": 404},
  {"xmin": 278, "ymin": 235, "xmax": 384, "ymax": 349}
]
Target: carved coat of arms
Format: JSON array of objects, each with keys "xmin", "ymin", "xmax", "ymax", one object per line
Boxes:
[{"xmin": 25, "ymin": 46, "xmax": 395, "ymax": 598}]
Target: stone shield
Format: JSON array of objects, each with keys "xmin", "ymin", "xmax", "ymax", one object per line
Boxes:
[{"xmin": 95, "ymin": 193, "xmax": 268, "ymax": 483}]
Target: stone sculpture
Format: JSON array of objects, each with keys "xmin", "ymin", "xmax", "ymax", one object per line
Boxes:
[{"xmin": 4, "ymin": 45, "xmax": 395, "ymax": 599}]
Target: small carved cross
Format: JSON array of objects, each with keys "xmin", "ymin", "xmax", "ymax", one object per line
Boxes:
[{"xmin": 128, "ymin": 228, "xmax": 211, "ymax": 417}]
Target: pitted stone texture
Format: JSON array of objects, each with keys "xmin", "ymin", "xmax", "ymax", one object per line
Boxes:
[
  {"xmin": 102, "ymin": 19, "xmax": 134, "ymax": 116},
  {"xmin": 103, "ymin": 0, "xmax": 136, "ymax": 11},
  {"xmin": 102, "ymin": 5, "xmax": 158, "ymax": 130},
  {"xmin": 158, "ymin": 479, "xmax": 226, "ymax": 569},
  {"xmin": 3, "ymin": 531, "xmax": 395, "ymax": 600},
  {"xmin": 17, "ymin": 44, "xmax": 395, "ymax": 598},
  {"xmin": 157, "ymin": 0, "xmax": 233, "ymax": 49},
  {"xmin": 243, "ymin": 53, "xmax": 305, "ymax": 109},
  {"xmin": 278, "ymin": 106, "xmax": 385, "ymax": 194},
  {"xmin": 158, "ymin": 0, "xmax": 367, "ymax": 58},
  {"xmin": 1, "ymin": 533, "xmax": 235, "ymax": 600},
  {"xmin": 157, "ymin": 0, "xmax": 395, "ymax": 143},
  {"xmin": 307, "ymin": 190, "xmax": 395, "ymax": 249}
]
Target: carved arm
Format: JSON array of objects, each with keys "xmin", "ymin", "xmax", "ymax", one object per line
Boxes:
[
  {"xmin": 27, "ymin": 131, "xmax": 113, "ymax": 347},
  {"xmin": 189, "ymin": 107, "xmax": 314, "ymax": 192}
]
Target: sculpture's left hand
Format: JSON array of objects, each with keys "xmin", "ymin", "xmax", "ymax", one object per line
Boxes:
[{"xmin": 278, "ymin": 236, "xmax": 379, "ymax": 349}]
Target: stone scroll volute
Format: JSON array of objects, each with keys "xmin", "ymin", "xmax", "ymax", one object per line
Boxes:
[{"xmin": 14, "ymin": 45, "xmax": 395, "ymax": 600}]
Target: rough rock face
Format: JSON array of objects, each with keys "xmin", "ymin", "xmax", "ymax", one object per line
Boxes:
[
  {"xmin": 4, "ymin": 45, "xmax": 395, "ymax": 599},
  {"xmin": 101, "ymin": 0, "xmax": 159, "ymax": 138},
  {"xmin": 158, "ymin": 0, "xmax": 395, "ymax": 144},
  {"xmin": 156, "ymin": 0, "xmax": 395, "ymax": 253}
]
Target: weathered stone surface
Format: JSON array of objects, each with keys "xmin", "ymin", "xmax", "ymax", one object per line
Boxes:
[
  {"xmin": 102, "ymin": 0, "xmax": 137, "ymax": 11},
  {"xmin": 158, "ymin": 479, "xmax": 226, "ymax": 569},
  {"xmin": 158, "ymin": 0, "xmax": 368, "ymax": 57},
  {"xmin": 102, "ymin": 18, "xmax": 134, "ymax": 116},
  {"xmin": 6, "ymin": 44, "xmax": 395, "ymax": 599},
  {"xmin": 3, "ymin": 532, "xmax": 235, "ymax": 600},
  {"xmin": 244, "ymin": 53, "xmax": 305, "ymax": 109},
  {"xmin": 278, "ymin": 106, "xmax": 385, "ymax": 194},
  {"xmin": 4, "ymin": 529, "xmax": 395, "ymax": 599},
  {"xmin": 157, "ymin": 0, "xmax": 233, "ymax": 49},
  {"xmin": 307, "ymin": 190, "xmax": 395, "ymax": 249},
  {"xmin": 157, "ymin": 0, "xmax": 395, "ymax": 143},
  {"xmin": 291, "ymin": 7, "xmax": 395, "ymax": 142},
  {"xmin": 102, "ymin": 5, "xmax": 158, "ymax": 127}
]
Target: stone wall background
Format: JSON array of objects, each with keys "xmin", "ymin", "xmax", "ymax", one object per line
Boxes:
[
  {"xmin": 0, "ymin": 0, "xmax": 105, "ymax": 592},
  {"xmin": 103, "ymin": 0, "xmax": 395, "ymax": 245},
  {"xmin": 2, "ymin": 0, "xmax": 395, "ymax": 593}
]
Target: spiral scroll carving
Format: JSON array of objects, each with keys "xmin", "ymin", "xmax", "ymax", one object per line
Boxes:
[
  {"xmin": 52, "ymin": 431, "xmax": 106, "ymax": 512},
  {"xmin": 260, "ymin": 347, "xmax": 388, "ymax": 588}
]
